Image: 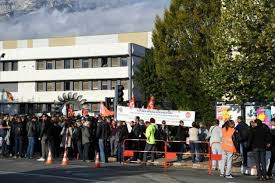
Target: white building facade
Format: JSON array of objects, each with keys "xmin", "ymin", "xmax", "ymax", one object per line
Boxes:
[{"xmin": 0, "ymin": 32, "xmax": 152, "ymax": 114}]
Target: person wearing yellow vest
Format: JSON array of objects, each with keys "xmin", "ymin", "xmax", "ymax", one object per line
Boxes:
[
  {"xmin": 220, "ymin": 120, "xmax": 237, "ymax": 179},
  {"xmin": 143, "ymin": 118, "xmax": 156, "ymax": 163}
]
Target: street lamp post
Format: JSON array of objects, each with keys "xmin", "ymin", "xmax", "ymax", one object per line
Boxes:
[{"xmin": 0, "ymin": 53, "xmax": 5, "ymax": 113}]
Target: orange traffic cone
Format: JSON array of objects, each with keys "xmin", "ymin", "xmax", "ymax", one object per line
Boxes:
[
  {"xmin": 61, "ymin": 149, "xmax": 69, "ymax": 166},
  {"xmin": 45, "ymin": 150, "xmax": 53, "ymax": 165},
  {"xmin": 95, "ymin": 152, "xmax": 101, "ymax": 168}
]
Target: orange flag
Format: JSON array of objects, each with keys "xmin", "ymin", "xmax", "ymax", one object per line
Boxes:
[
  {"xmin": 129, "ymin": 96, "xmax": 135, "ymax": 109},
  {"xmin": 6, "ymin": 91, "xmax": 14, "ymax": 102},
  {"xmin": 147, "ymin": 96, "xmax": 155, "ymax": 109},
  {"xmin": 68, "ymin": 105, "xmax": 75, "ymax": 118},
  {"xmin": 100, "ymin": 102, "xmax": 114, "ymax": 117}
]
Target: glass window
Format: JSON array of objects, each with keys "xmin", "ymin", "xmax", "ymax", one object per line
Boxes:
[
  {"xmin": 101, "ymin": 57, "xmax": 108, "ymax": 67},
  {"xmin": 121, "ymin": 57, "xmax": 128, "ymax": 66},
  {"xmin": 92, "ymin": 58, "xmax": 99, "ymax": 68},
  {"xmin": 56, "ymin": 82, "xmax": 63, "ymax": 91},
  {"xmin": 92, "ymin": 103, "xmax": 100, "ymax": 112},
  {"xmin": 82, "ymin": 81, "xmax": 89, "ymax": 91},
  {"xmin": 47, "ymin": 82, "xmax": 55, "ymax": 91},
  {"xmin": 74, "ymin": 59, "xmax": 81, "ymax": 68},
  {"xmin": 37, "ymin": 82, "xmax": 44, "ymax": 91},
  {"xmin": 64, "ymin": 81, "xmax": 71, "ymax": 91},
  {"xmin": 92, "ymin": 81, "xmax": 99, "ymax": 90},
  {"xmin": 121, "ymin": 80, "xmax": 128, "ymax": 89},
  {"xmin": 74, "ymin": 81, "xmax": 80, "ymax": 91},
  {"xmin": 101, "ymin": 80, "xmax": 108, "ymax": 90},
  {"xmin": 37, "ymin": 61, "xmax": 45, "ymax": 70},
  {"xmin": 82, "ymin": 59, "xmax": 89, "ymax": 68},
  {"xmin": 3, "ymin": 62, "xmax": 10, "ymax": 71},
  {"xmin": 55, "ymin": 60, "xmax": 64, "ymax": 69},
  {"xmin": 111, "ymin": 80, "xmax": 117, "ymax": 90},
  {"xmin": 46, "ymin": 61, "xmax": 54, "ymax": 70},
  {"xmin": 111, "ymin": 57, "xmax": 120, "ymax": 67},
  {"xmin": 64, "ymin": 59, "xmax": 71, "ymax": 69},
  {"xmin": 12, "ymin": 62, "xmax": 18, "ymax": 71}
]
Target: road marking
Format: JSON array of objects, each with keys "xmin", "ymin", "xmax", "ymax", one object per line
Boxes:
[{"xmin": 0, "ymin": 170, "xmax": 92, "ymax": 182}]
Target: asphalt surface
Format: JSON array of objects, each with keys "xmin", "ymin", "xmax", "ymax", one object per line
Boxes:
[{"xmin": 0, "ymin": 158, "xmax": 272, "ymax": 183}]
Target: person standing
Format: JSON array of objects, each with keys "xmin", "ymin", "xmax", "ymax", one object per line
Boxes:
[
  {"xmin": 73, "ymin": 120, "xmax": 82, "ymax": 160},
  {"xmin": 60, "ymin": 119, "xmax": 73, "ymax": 159},
  {"xmin": 267, "ymin": 118, "xmax": 275, "ymax": 179},
  {"xmin": 207, "ymin": 119, "xmax": 222, "ymax": 170},
  {"xmin": 82, "ymin": 120, "xmax": 91, "ymax": 162},
  {"xmin": 110, "ymin": 120, "xmax": 118, "ymax": 157},
  {"xmin": 96, "ymin": 117, "xmax": 110, "ymax": 163},
  {"xmin": 143, "ymin": 118, "xmax": 156, "ymax": 163},
  {"xmin": 13, "ymin": 117, "xmax": 24, "ymax": 158},
  {"xmin": 249, "ymin": 119, "xmax": 272, "ymax": 181},
  {"xmin": 26, "ymin": 116, "xmax": 37, "ymax": 159},
  {"xmin": 189, "ymin": 122, "xmax": 200, "ymax": 163},
  {"xmin": 175, "ymin": 120, "xmax": 189, "ymax": 161},
  {"xmin": 235, "ymin": 116, "xmax": 249, "ymax": 169},
  {"xmin": 220, "ymin": 120, "xmax": 237, "ymax": 179},
  {"xmin": 116, "ymin": 121, "xmax": 128, "ymax": 163}
]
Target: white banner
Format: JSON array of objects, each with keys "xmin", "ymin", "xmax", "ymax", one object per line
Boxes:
[{"xmin": 116, "ymin": 106, "xmax": 195, "ymax": 127}]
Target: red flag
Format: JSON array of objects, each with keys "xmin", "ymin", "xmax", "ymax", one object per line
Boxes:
[
  {"xmin": 6, "ymin": 91, "xmax": 14, "ymax": 102},
  {"xmin": 129, "ymin": 96, "xmax": 135, "ymax": 109},
  {"xmin": 147, "ymin": 96, "xmax": 155, "ymax": 109},
  {"xmin": 100, "ymin": 102, "xmax": 114, "ymax": 117},
  {"xmin": 68, "ymin": 105, "xmax": 75, "ymax": 118}
]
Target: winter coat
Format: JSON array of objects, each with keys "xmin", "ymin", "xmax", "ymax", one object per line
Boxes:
[
  {"xmin": 81, "ymin": 126, "xmax": 91, "ymax": 145},
  {"xmin": 145, "ymin": 124, "xmax": 156, "ymax": 144},
  {"xmin": 26, "ymin": 121, "xmax": 36, "ymax": 137},
  {"xmin": 96, "ymin": 121, "xmax": 111, "ymax": 140},
  {"xmin": 175, "ymin": 126, "xmax": 189, "ymax": 141},
  {"xmin": 248, "ymin": 124, "xmax": 271, "ymax": 149}
]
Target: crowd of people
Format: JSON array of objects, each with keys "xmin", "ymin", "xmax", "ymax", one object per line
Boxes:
[{"xmin": 0, "ymin": 113, "xmax": 274, "ymax": 181}]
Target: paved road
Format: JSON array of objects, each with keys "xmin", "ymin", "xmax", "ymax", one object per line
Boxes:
[{"xmin": 0, "ymin": 159, "xmax": 270, "ymax": 183}]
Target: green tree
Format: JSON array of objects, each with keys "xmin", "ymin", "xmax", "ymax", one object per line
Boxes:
[
  {"xmin": 152, "ymin": 0, "xmax": 221, "ymax": 121},
  {"xmin": 135, "ymin": 49, "xmax": 166, "ymax": 107},
  {"xmin": 203, "ymin": 0, "xmax": 275, "ymax": 104}
]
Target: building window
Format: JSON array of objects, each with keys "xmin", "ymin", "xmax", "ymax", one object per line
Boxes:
[
  {"xmin": 47, "ymin": 82, "xmax": 55, "ymax": 91},
  {"xmin": 92, "ymin": 58, "xmax": 99, "ymax": 68},
  {"xmin": 56, "ymin": 82, "xmax": 63, "ymax": 91},
  {"xmin": 82, "ymin": 81, "xmax": 89, "ymax": 91},
  {"xmin": 74, "ymin": 59, "xmax": 81, "ymax": 68},
  {"xmin": 11, "ymin": 62, "xmax": 18, "ymax": 71},
  {"xmin": 92, "ymin": 103, "xmax": 100, "ymax": 112},
  {"xmin": 121, "ymin": 57, "xmax": 128, "ymax": 66},
  {"xmin": 82, "ymin": 59, "xmax": 89, "ymax": 68},
  {"xmin": 101, "ymin": 80, "xmax": 108, "ymax": 90},
  {"xmin": 64, "ymin": 81, "xmax": 71, "ymax": 91},
  {"xmin": 37, "ymin": 82, "xmax": 45, "ymax": 91},
  {"xmin": 121, "ymin": 80, "xmax": 128, "ymax": 89},
  {"xmin": 74, "ymin": 81, "xmax": 80, "ymax": 91},
  {"xmin": 37, "ymin": 61, "xmax": 45, "ymax": 70},
  {"xmin": 92, "ymin": 81, "xmax": 98, "ymax": 90},
  {"xmin": 111, "ymin": 57, "xmax": 120, "ymax": 67},
  {"xmin": 55, "ymin": 60, "xmax": 64, "ymax": 69},
  {"xmin": 64, "ymin": 59, "xmax": 71, "ymax": 69},
  {"xmin": 3, "ymin": 62, "xmax": 9, "ymax": 71},
  {"xmin": 101, "ymin": 57, "xmax": 108, "ymax": 67},
  {"xmin": 46, "ymin": 61, "xmax": 54, "ymax": 70},
  {"xmin": 111, "ymin": 80, "xmax": 117, "ymax": 90}
]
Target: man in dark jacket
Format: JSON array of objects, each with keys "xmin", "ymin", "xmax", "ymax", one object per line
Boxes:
[
  {"xmin": 248, "ymin": 119, "xmax": 272, "ymax": 181},
  {"xmin": 37, "ymin": 114, "xmax": 53, "ymax": 161},
  {"xmin": 267, "ymin": 118, "xmax": 275, "ymax": 178},
  {"xmin": 96, "ymin": 117, "xmax": 110, "ymax": 163},
  {"xmin": 13, "ymin": 117, "xmax": 24, "ymax": 158},
  {"xmin": 235, "ymin": 116, "xmax": 249, "ymax": 168},
  {"xmin": 176, "ymin": 120, "xmax": 189, "ymax": 161},
  {"xmin": 26, "ymin": 116, "xmax": 37, "ymax": 159}
]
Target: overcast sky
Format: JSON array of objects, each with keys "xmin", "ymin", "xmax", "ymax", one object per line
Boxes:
[{"xmin": 0, "ymin": 0, "xmax": 170, "ymax": 40}]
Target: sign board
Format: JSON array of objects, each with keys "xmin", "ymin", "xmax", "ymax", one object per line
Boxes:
[
  {"xmin": 246, "ymin": 106, "xmax": 272, "ymax": 128},
  {"xmin": 216, "ymin": 105, "xmax": 241, "ymax": 125},
  {"xmin": 116, "ymin": 106, "xmax": 195, "ymax": 127}
]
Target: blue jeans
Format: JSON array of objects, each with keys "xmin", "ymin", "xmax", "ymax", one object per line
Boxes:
[
  {"xmin": 98, "ymin": 139, "xmax": 106, "ymax": 163},
  {"xmin": 190, "ymin": 142, "xmax": 201, "ymax": 163},
  {"xmin": 253, "ymin": 148, "xmax": 267, "ymax": 177},
  {"xmin": 15, "ymin": 136, "xmax": 23, "ymax": 157},
  {"xmin": 177, "ymin": 143, "xmax": 185, "ymax": 161},
  {"xmin": 117, "ymin": 143, "xmax": 123, "ymax": 163},
  {"xmin": 27, "ymin": 137, "xmax": 35, "ymax": 158}
]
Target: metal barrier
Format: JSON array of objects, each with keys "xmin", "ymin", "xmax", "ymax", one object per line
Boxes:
[
  {"xmin": 208, "ymin": 142, "xmax": 222, "ymax": 176},
  {"xmin": 122, "ymin": 139, "xmax": 167, "ymax": 166},
  {"xmin": 165, "ymin": 140, "xmax": 211, "ymax": 164}
]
